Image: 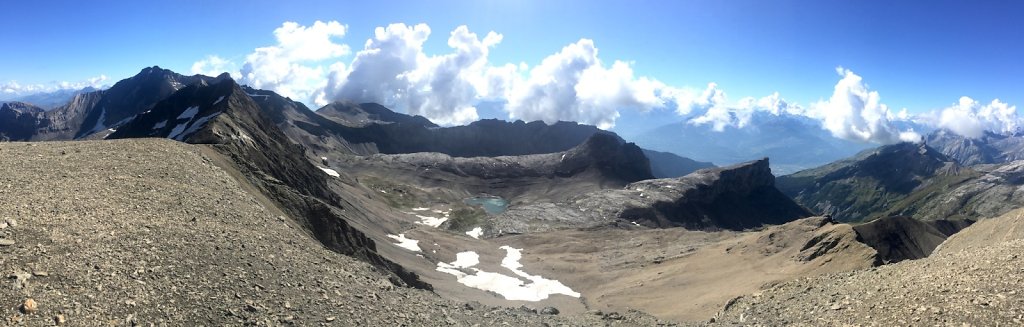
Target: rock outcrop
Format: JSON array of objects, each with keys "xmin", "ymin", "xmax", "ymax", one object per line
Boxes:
[
  {"xmin": 852, "ymin": 216, "xmax": 973, "ymax": 264},
  {"xmin": 604, "ymin": 158, "xmax": 811, "ymax": 230},
  {"xmin": 494, "ymin": 158, "xmax": 811, "ymax": 232},
  {"xmin": 0, "ymin": 102, "xmax": 44, "ymax": 141}
]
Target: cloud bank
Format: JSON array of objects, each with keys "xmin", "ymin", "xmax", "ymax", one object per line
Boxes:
[
  {"xmin": 928, "ymin": 97, "xmax": 1019, "ymax": 138},
  {"xmin": 1, "ymin": 75, "xmax": 109, "ymax": 98},
  {"xmin": 190, "ymin": 21, "xmax": 1018, "ymax": 142},
  {"xmin": 192, "ymin": 21, "xmax": 686, "ymax": 127}
]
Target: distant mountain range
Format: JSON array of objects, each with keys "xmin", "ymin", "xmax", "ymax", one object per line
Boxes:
[
  {"xmin": 0, "ymin": 67, "xmax": 712, "ymax": 180},
  {"xmin": 624, "ymin": 112, "xmax": 876, "ymax": 175},
  {"xmin": 924, "ymin": 129, "xmax": 1024, "ymax": 166},
  {"xmin": 0, "ymin": 86, "xmax": 100, "ymax": 110},
  {"xmin": 779, "ymin": 131, "xmax": 1024, "ymax": 222},
  {"xmin": 777, "ymin": 142, "xmax": 966, "ymax": 222}
]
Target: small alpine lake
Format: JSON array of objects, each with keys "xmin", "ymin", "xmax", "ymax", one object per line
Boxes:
[{"xmin": 463, "ymin": 196, "xmax": 509, "ymax": 214}]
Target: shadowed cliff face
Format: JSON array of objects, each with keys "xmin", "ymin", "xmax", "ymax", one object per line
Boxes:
[
  {"xmin": 545, "ymin": 158, "xmax": 812, "ymax": 231},
  {"xmin": 852, "ymin": 216, "xmax": 974, "ymax": 265},
  {"xmin": 0, "ymin": 102, "xmax": 44, "ymax": 141},
  {"xmin": 618, "ymin": 158, "xmax": 811, "ymax": 230}
]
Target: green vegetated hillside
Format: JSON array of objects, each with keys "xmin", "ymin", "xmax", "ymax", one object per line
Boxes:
[{"xmin": 777, "ymin": 142, "xmax": 978, "ymax": 222}]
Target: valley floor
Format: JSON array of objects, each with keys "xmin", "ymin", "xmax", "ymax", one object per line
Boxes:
[
  {"xmin": 4, "ymin": 139, "xmax": 1024, "ymax": 326},
  {"xmin": 0, "ymin": 139, "xmax": 667, "ymax": 326}
]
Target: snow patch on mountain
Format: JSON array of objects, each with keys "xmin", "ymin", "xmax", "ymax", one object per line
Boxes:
[
  {"xmin": 318, "ymin": 167, "xmax": 340, "ymax": 177},
  {"xmin": 177, "ymin": 106, "xmax": 199, "ymax": 120},
  {"xmin": 387, "ymin": 233, "xmax": 421, "ymax": 252},
  {"xmin": 435, "ymin": 246, "xmax": 580, "ymax": 301}
]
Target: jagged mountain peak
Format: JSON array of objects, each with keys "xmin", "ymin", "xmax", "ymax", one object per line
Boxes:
[
  {"xmin": 925, "ymin": 128, "xmax": 1024, "ymax": 166},
  {"xmin": 107, "ymin": 78, "xmax": 240, "ymax": 142}
]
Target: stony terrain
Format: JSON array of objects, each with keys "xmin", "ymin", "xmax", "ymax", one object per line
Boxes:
[
  {"xmin": 0, "ymin": 139, "xmax": 671, "ymax": 326},
  {"xmin": 711, "ymin": 208, "xmax": 1024, "ymax": 326},
  {"xmin": 501, "ymin": 216, "xmax": 879, "ymax": 322},
  {"xmin": 492, "ymin": 159, "xmax": 811, "ymax": 233}
]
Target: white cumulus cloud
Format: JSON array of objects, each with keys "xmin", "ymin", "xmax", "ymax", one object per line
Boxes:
[
  {"xmin": 238, "ymin": 21, "xmax": 350, "ymax": 105},
  {"xmin": 194, "ymin": 22, "xmax": 702, "ymax": 128},
  {"xmin": 188, "ymin": 21, "xmax": 350, "ymax": 106},
  {"xmin": 506, "ymin": 39, "xmax": 672, "ymax": 129},
  {"xmin": 320, "ymin": 24, "xmax": 507, "ymax": 125},
  {"xmin": 809, "ymin": 67, "xmax": 920, "ymax": 144},
  {"xmin": 188, "ymin": 21, "xmax": 1017, "ymax": 139},
  {"xmin": 932, "ymin": 97, "xmax": 1020, "ymax": 138}
]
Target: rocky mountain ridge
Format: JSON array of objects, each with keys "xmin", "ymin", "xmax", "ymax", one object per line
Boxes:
[
  {"xmin": 491, "ymin": 158, "xmax": 812, "ymax": 233},
  {"xmin": 777, "ymin": 142, "xmax": 968, "ymax": 222},
  {"xmin": 925, "ymin": 128, "xmax": 1024, "ymax": 166}
]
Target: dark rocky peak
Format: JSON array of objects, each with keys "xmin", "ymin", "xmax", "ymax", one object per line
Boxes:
[
  {"xmin": 107, "ymin": 78, "xmax": 238, "ymax": 141},
  {"xmin": 688, "ymin": 158, "xmax": 776, "ymax": 195},
  {"xmin": 241, "ymin": 85, "xmax": 315, "ymax": 124},
  {"xmin": 316, "ymin": 101, "xmax": 437, "ymax": 127},
  {"xmin": 75, "ymin": 67, "xmax": 224, "ymax": 139},
  {"xmin": 628, "ymin": 158, "xmax": 780, "ymax": 208},
  {"xmin": 557, "ymin": 132, "xmax": 654, "ymax": 183},
  {"xmin": 574, "ymin": 157, "xmax": 811, "ymax": 230},
  {"xmin": 0, "ymin": 102, "xmax": 45, "ymax": 141},
  {"xmin": 845, "ymin": 142, "xmax": 954, "ymax": 180}
]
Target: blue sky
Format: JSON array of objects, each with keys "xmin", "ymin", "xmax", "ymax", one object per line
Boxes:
[{"xmin": 3, "ymin": 0, "xmax": 1022, "ymax": 116}]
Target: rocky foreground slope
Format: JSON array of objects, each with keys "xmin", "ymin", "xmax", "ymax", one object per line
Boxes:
[
  {"xmin": 0, "ymin": 139, "xmax": 670, "ymax": 326},
  {"xmin": 711, "ymin": 208, "xmax": 1024, "ymax": 326}
]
